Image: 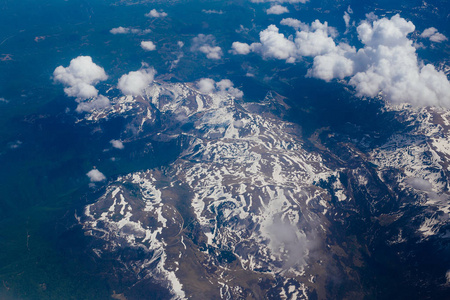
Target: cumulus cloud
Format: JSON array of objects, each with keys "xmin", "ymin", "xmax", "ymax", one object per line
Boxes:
[
  {"xmin": 345, "ymin": 15, "xmax": 450, "ymax": 106},
  {"xmin": 307, "ymin": 50, "xmax": 354, "ymax": 81},
  {"xmin": 230, "ymin": 41, "xmax": 251, "ymax": 55},
  {"xmin": 197, "ymin": 78, "xmax": 216, "ymax": 94},
  {"xmin": 0, "ymin": 97, "xmax": 8, "ymax": 103},
  {"xmin": 197, "ymin": 78, "xmax": 243, "ymax": 98},
  {"xmin": 145, "ymin": 9, "xmax": 167, "ymax": 18},
  {"xmin": 110, "ymin": 26, "xmax": 130, "ymax": 34},
  {"xmin": 141, "ymin": 41, "xmax": 156, "ymax": 51},
  {"xmin": 294, "ymin": 20, "xmax": 339, "ymax": 56},
  {"xmin": 266, "ymin": 5, "xmax": 289, "ymax": 15},
  {"xmin": 110, "ymin": 27, "xmax": 151, "ymax": 35},
  {"xmin": 117, "ymin": 67, "xmax": 156, "ymax": 96},
  {"xmin": 429, "ymin": 33, "xmax": 447, "ymax": 43},
  {"xmin": 199, "ymin": 45, "xmax": 223, "ymax": 59},
  {"xmin": 75, "ymin": 95, "xmax": 110, "ymax": 113},
  {"xmin": 216, "ymin": 79, "xmax": 244, "ymax": 98},
  {"xmin": 249, "ymin": 25, "xmax": 297, "ymax": 62},
  {"xmin": 87, "ymin": 169, "xmax": 106, "ymax": 182},
  {"xmin": 110, "ymin": 139, "xmax": 125, "ymax": 149},
  {"xmin": 421, "ymin": 27, "xmax": 448, "ymax": 43},
  {"xmin": 53, "ymin": 56, "xmax": 111, "ymax": 113},
  {"xmin": 238, "ymin": 15, "xmax": 450, "ymax": 107},
  {"xmin": 280, "ymin": 18, "xmax": 308, "ymax": 31},
  {"xmin": 242, "ymin": 21, "xmax": 339, "ymax": 63},
  {"xmin": 191, "ymin": 34, "xmax": 223, "ymax": 59},
  {"xmin": 365, "ymin": 12, "xmax": 378, "ymax": 23},
  {"xmin": 53, "ymin": 56, "xmax": 108, "ymax": 100}
]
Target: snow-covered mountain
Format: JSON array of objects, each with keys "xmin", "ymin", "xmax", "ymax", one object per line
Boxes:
[{"xmin": 77, "ymin": 82, "xmax": 450, "ymax": 299}]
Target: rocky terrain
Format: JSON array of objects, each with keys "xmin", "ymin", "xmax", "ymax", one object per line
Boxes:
[{"xmin": 75, "ymin": 82, "xmax": 450, "ymax": 299}]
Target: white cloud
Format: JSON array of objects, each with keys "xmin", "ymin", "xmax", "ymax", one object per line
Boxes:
[
  {"xmin": 240, "ymin": 15, "xmax": 450, "ymax": 107},
  {"xmin": 8, "ymin": 140, "xmax": 22, "ymax": 149},
  {"xmin": 110, "ymin": 27, "xmax": 151, "ymax": 35},
  {"xmin": 343, "ymin": 9, "xmax": 355, "ymax": 33},
  {"xmin": 429, "ymin": 33, "xmax": 447, "ymax": 43},
  {"xmin": 295, "ymin": 21, "xmax": 339, "ymax": 56},
  {"xmin": 117, "ymin": 67, "xmax": 156, "ymax": 96},
  {"xmin": 191, "ymin": 34, "xmax": 223, "ymax": 60},
  {"xmin": 421, "ymin": 27, "xmax": 438, "ymax": 38},
  {"xmin": 110, "ymin": 139, "xmax": 124, "ymax": 149},
  {"xmin": 405, "ymin": 177, "xmax": 433, "ymax": 192},
  {"xmin": 202, "ymin": 9, "xmax": 224, "ymax": 14},
  {"xmin": 87, "ymin": 169, "xmax": 106, "ymax": 182},
  {"xmin": 141, "ymin": 41, "xmax": 156, "ymax": 51},
  {"xmin": 357, "ymin": 16, "xmax": 413, "ymax": 47},
  {"xmin": 421, "ymin": 27, "xmax": 448, "ymax": 43},
  {"xmin": 145, "ymin": 9, "xmax": 167, "ymax": 18},
  {"xmin": 347, "ymin": 5, "xmax": 353, "ymax": 14},
  {"xmin": 307, "ymin": 50, "xmax": 354, "ymax": 81},
  {"xmin": 75, "ymin": 95, "xmax": 110, "ymax": 113},
  {"xmin": 250, "ymin": 25, "xmax": 297, "ymax": 61},
  {"xmin": 230, "ymin": 41, "xmax": 251, "ymax": 55},
  {"xmin": 110, "ymin": 26, "xmax": 130, "ymax": 34},
  {"xmin": 197, "ymin": 78, "xmax": 243, "ymax": 98},
  {"xmin": 365, "ymin": 12, "xmax": 378, "ymax": 23},
  {"xmin": 197, "ymin": 78, "xmax": 216, "ymax": 94},
  {"xmin": 170, "ymin": 42, "xmax": 185, "ymax": 70},
  {"xmin": 0, "ymin": 97, "xmax": 8, "ymax": 103},
  {"xmin": 216, "ymin": 79, "xmax": 244, "ymax": 98},
  {"xmin": 345, "ymin": 15, "xmax": 450, "ymax": 106},
  {"xmin": 245, "ymin": 21, "xmax": 339, "ymax": 63},
  {"xmin": 280, "ymin": 18, "xmax": 308, "ymax": 31},
  {"xmin": 199, "ymin": 45, "xmax": 223, "ymax": 59},
  {"xmin": 53, "ymin": 56, "xmax": 108, "ymax": 100},
  {"xmin": 266, "ymin": 5, "xmax": 289, "ymax": 15},
  {"xmin": 344, "ymin": 12, "xmax": 351, "ymax": 28}
]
